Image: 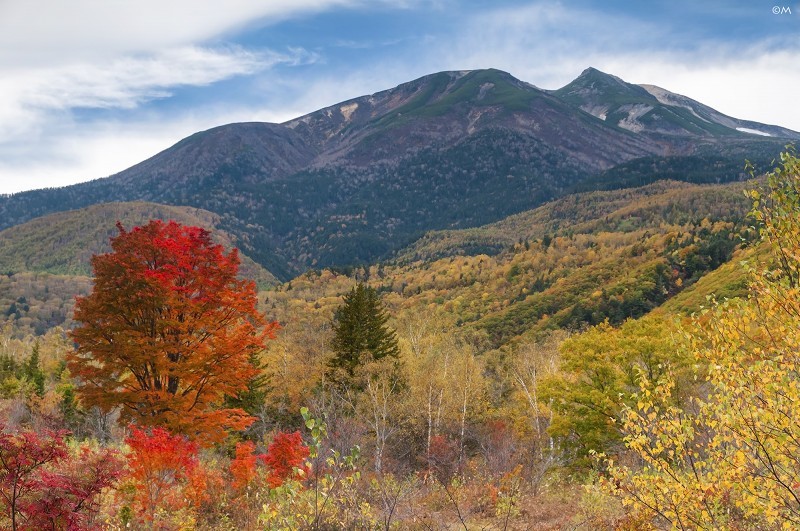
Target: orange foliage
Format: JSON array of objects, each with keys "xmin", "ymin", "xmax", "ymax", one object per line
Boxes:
[
  {"xmin": 229, "ymin": 441, "xmax": 265, "ymax": 492},
  {"xmin": 123, "ymin": 425, "xmax": 209, "ymax": 521},
  {"xmin": 68, "ymin": 220, "xmax": 278, "ymax": 444}
]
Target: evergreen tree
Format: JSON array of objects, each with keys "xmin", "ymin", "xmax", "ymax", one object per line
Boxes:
[
  {"xmin": 23, "ymin": 343, "xmax": 45, "ymax": 397},
  {"xmin": 328, "ymin": 283, "xmax": 400, "ymax": 384}
]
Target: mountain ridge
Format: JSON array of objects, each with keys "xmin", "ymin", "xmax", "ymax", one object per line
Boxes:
[{"xmin": 0, "ymin": 67, "xmax": 795, "ymax": 279}]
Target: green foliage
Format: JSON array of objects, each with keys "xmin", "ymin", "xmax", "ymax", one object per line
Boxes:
[
  {"xmin": 224, "ymin": 350, "xmax": 271, "ymax": 439},
  {"xmin": 328, "ymin": 283, "xmax": 400, "ymax": 385},
  {"xmin": 540, "ymin": 316, "xmax": 692, "ymax": 468},
  {"xmin": 23, "ymin": 343, "xmax": 44, "ymax": 397},
  {"xmin": 0, "ymin": 343, "xmax": 47, "ymax": 399}
]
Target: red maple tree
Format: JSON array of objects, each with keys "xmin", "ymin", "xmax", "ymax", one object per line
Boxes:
[
  {"xmin": 68, "ymin": 220, "xmax": 278, "ymax": 444},
  {"xmin": 122, "ymin": 425, "xmax": 211, "ymax": 522},
  {"xmin": 263, "ymin": 431, "xmax": 309, "ymax": 488},
  {"xmin": 229, "ymin": 441, "xmax": 264, "ymax": 492},
  {"xmin": 228, "ymin": 431, "xmax": 311, "ymax": 493},
  {"xmin": 0, "ymin": 424, "xmax": 121, "ymax": 531}
]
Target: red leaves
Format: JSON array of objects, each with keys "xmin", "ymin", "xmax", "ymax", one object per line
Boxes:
[
  {"xmin": 0, "ymin": 423, "xmax": 121, "ymax": 530},
  {"xmin": 263, "ymin": 431, "xmax": 310, "ymax": 488},
  {"xmin": 228, "ymin": 431, "xmax": 310, "ymax": 493},
  {"xmin": 230, "ymin": 441, "xmax": 264, "ymax": 492},
  {"xmin": 125, "ymin": 425, "xmax": 199, "ymax": 486},
  {"xmin": 21, "ymin": 448, "xmax": 121, "ymax": 530},
  {"xmin": 427, "ymin": 434, "xmax": 458, "ymax": 482},
  {"xmin": 123, "ymin": 425, "xmax": 211, "ymax": 522},
  {"xmin": 69, "ymin": 219, "xmax": 279, "ymax": 444}
]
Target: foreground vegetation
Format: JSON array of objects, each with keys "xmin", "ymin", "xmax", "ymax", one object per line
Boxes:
[{"xmin": 2, "ymin": 151, "xmax": 800, "ymax": 529}]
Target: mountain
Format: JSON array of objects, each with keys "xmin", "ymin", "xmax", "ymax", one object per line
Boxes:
[
  {"xmin": 0, "ymin": 68, "xmax": 795, "ymax": 279},
  {"xmin": 555, "ymin": 67, "xmax": 797, "ymax": 139},
  {"xmin": 0, "ymin": 202, "xmax": 277, "ymax": 286}
]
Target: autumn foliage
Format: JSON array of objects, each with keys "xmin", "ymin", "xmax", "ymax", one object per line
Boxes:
[
  {"xmin": 263, "ymin": 430, "xmax": 310, "ymax": 488},
  {"xmin": 68, "ymin": 220, "xmax": 278, "ymax": 443},
  {"xmin": 0, "ymin": 424, "xmax": 121, "ymax": 531},
  {"xmin": 604, "ymin": 150, "xmax": 800, "ymax": 528},
  {"xmin": 121, "ymin": 425, "xmax": 216, "ymax": 524},
  {"xmin": 228, "ymin": 430, "xmax": 310, "ymax": 494},
  {"xmin": 229, "ymin": 441, "xmax": 264, "ymax": 492}
]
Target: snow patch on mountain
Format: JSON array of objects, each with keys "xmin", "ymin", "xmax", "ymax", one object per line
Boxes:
[{"xmin": 736, "ymin": 127, "xmax": 772, "ymax": 137}]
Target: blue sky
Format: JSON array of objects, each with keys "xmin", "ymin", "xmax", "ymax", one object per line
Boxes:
[{"xmin": 1, "ymin": 0, "xmax": 799, "ymax": 194}]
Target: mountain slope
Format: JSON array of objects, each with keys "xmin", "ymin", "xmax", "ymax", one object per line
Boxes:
[
  {"xmin": 0, "ymin": 68, "xmax": 794, "ymax": 278},
  {"xmin": 555, "ymin": 67, "xmax": 800, "ymax": 140},
  {"xmin": 0, "ymin": 179, "xmax": 760, "ymax": 343},
  {"xmin": 0, "ymin": 202, "xmax": 277, "ymax": 286},
  {"xmin": 395, "ymin": 179, "xmax": 752, "ymax": 263},
  {"xmin": 269, "ymin": 179, "xmax": 757, "ymax": 349}
]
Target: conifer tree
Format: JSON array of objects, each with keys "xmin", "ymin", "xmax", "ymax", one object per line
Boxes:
[
  {"xmin": 327, "ymin": 283, "xmax": 399, "ymax": 385},
  {"xmin": 23, "ymin": 343, "xmax": 45, "ymax": 397}
]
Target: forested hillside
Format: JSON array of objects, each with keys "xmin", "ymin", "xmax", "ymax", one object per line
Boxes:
[{"xmin": 0, "ymin": 179, "xmax": 752, "ymax": 343}]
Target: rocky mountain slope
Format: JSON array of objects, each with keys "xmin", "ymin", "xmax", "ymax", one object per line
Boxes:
[
  {"xmin": 555, "ymin": 68, "xmax": 798, "ymax": 139},
  {"xmin": 0, "ymin": 68, "xmax": 794, "ymax": 279}
]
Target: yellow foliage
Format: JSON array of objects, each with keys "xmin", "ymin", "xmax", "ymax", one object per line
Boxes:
[{"xmin": 605, "ymin": 150, "xmax": 800, "ymax": 529}]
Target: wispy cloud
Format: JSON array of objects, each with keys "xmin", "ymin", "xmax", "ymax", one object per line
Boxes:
[
  {"xmin": 0, "ymin": 0, "xmax": 355, "ymax": 65},
  {"xmin": 0, "ymin": 0, "xmax": 337, "ymax": 192},
  {"xmin": 15, "ymin": 46, "xmax": 314, "ymax": 112},
  {"xmin": 0, "ymin": 44, "xmax": 318, "ymax": 159}
]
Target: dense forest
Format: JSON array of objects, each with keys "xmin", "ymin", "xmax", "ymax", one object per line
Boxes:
[{"xmin": 1, "ymin": 151, "xmax": 800, "ymax": 529}]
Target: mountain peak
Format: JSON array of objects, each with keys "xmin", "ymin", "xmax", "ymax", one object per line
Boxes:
[
  {"xmin": 577, "ymin": 66, "xmax": 623, "ymax": 82},
  {"xmin": 0, "ymin": 66, "xmax": 796, "ymax": 280},
  {"xmin": 557, "ymin": 67, "xmax": 651, "ymax": 98}
]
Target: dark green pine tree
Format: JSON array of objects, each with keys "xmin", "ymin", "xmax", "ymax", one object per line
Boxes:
[
  {"xmin": 328, "ymin": 283, "xmax": 400, "ymax": 384},
  {"xmin": 24, "ymin": 343, "xmax": 45, "ymax": 397}
]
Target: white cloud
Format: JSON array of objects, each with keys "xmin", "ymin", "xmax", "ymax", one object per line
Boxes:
[
  {"xmin": 0, "ymin": 0, "xmax": 354, "ymax": 66},
  {"xmin": 9, "ymin": 46, "xmax": 313, "ymax": 113},
  {"xmin": 0, "ymin": 44, "xmax": 317, "ymax": 171},
  {"xmin": 0, "ymin": 104, "xmax": 300, "ymax": 195},
  {"xmin": 2, "ymin": 0, "xmax": 799, "ymax": 195},
  {"xmin": 0, "ymin": 0, "xmax": 333, "ymax": 194}
]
